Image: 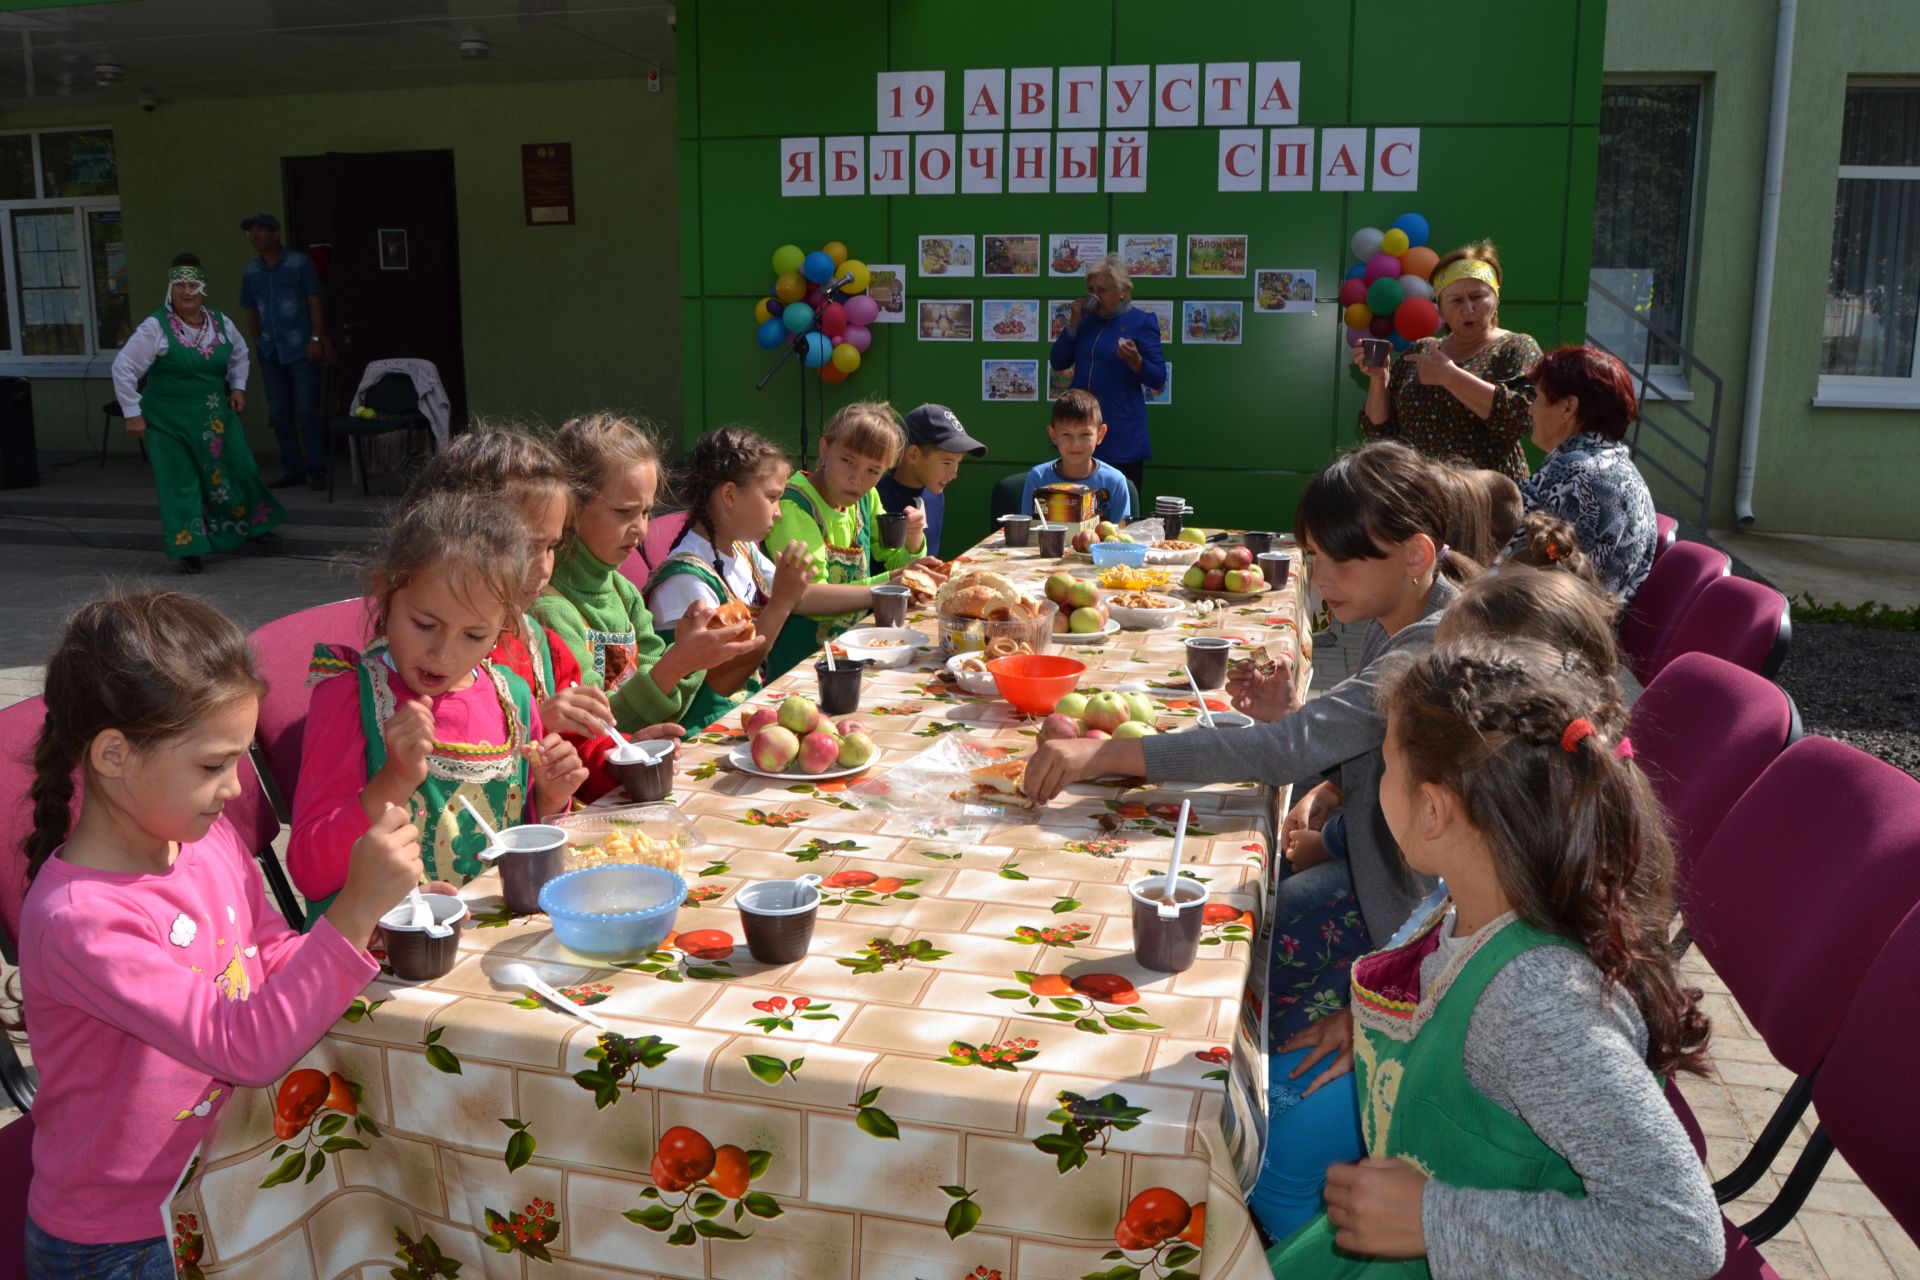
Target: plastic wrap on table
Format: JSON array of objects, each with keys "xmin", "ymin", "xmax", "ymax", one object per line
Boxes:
[{"xmin": 842, "ymin": 733, "xmax": 1032, "ymax": 838}]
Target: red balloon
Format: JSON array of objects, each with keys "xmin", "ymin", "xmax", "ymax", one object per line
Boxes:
[
  {"xmin": 1368, "ymin": 315, "xmax": 1395, "ymax": 339},
  {"xmin": 1337, "ymin": 278, "xmax": 1368, "ymax": 307},
  {"xmin": 1394, "ymin": 298, "xmax": 1440, "ymax": 341},
  {"xmin": 820, "ymin": 301, "xmax": 848, "ymax": 339},
  {"xmin": 820, "ymin": 363, "xmax": 850, "ymax": 384}
]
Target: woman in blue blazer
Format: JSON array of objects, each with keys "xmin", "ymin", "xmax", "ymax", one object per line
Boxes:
[{"xmin": 1048, "ymin": 253, "xmax": 1167, "ymax": 491}]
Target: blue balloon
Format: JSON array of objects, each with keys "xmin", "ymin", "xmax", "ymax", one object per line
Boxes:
[
  {"xmin": 1390, "ymin": 212, "xmax": 1430, "ymax": 249},
  {"xmin": 801, "ymin": 250, "xmax": 836, "ymax": 284},
  {"xmin": 1343, "ymin": 262, "xmax": 1367, "ymax": 280},
  {"xmin": 802, "ymin": 331, "xmax": 833, "ymax": 368},
  {"xmin": 1390, "ymin": 332, "xmax": 1413, "ymax": 351},
  {"xmin": 755, "ymin": 316, "xmax": 787, "ymax": 349},
  {"xmin": 767, "ymin": 297, "xmax": 784, "ymax": 317},
  {"xmin": 782, "ymin": 301, "xmax": 815, "ymax": 334}
]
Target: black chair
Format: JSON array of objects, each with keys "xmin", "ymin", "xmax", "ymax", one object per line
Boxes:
[
  {"xmin": 328, "ymin": 371, "xmax": 432, "ymax": 501},
  {"xmin": 100, "ymin": 376, "xmax": 147, "ymax": 467}
]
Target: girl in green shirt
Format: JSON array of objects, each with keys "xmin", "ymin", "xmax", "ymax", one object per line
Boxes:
[
  {"xmin": 534, "ymin": 414, "xmax": 763, "ymax": 733},
  {"xmin": 764, "ymin": 402, "xmax": 945, "ymax": 676}
]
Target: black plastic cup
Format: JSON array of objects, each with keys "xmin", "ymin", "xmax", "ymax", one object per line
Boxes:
[
  {"xmin": 871, "ymin": 584, "xmax": 910, "ymax": 627},
  {"xmin": 1129, "ymin": 874, "xmax": 1208, "ymax": 973},
  {"xmin": 1035, "ymin": 524, "xmax": 1068, "ymax": 557},
  {"xmin": 736, "ymin": 877, "xmax": 820, "ymax": 964},
  {"xmin": 814, "ymin": 658, "xmax": 869, "ymax": 716},
  {"xmin": 999, "ymin": 514, "xmax": 1033, "ymax": 547},
  {"xmin": 1257, "ymin": 552, "xmax": 1293, "ymax": 589},
  {"xmin": 1185, "ymin": 636, "xmax": 1232, "ymax": 690},
  {"xmin": 1361, "ymin": 338, "xmax": 1391, "ymax": 369},
  {"xmin": 377, "ymin": 894, "xmax": 470, "ymax": 981},
  {"xmin": 608, "ymin": 743, "xmax": 675, "ymax": 803},
  {"xmin": 1242, "ymin": 531, "xmax": 1276, "ymax": 556},
  {"xmin": 494, "ymin": 824, "xmax": 570, "ymax": 915},
  {"xmin": 877, "ymin": 511, "xmax": 908, "ymax": 548}
]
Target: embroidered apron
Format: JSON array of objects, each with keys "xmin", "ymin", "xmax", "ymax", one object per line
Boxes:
[
  {"xmin": 768, "ymin": 480, "xmax": 872, "ymax": 678},
  {"xmin": 303, "ymin": 644, "xmax": 533, "ymax": 925},
  {"xmin": 646, "ymin": 548, "xmax": 771, "ymax": 732},
  {"xmin": 519, "ymin": 612, "xmax": 557, "ymax": 702},
  {"xmin": 140, "ymin": 305, "xmax": 285, "ymax": 558},
  {"xmin": 1267, "ymin": 911, "xmax": 1589, "ymax": 1276}
]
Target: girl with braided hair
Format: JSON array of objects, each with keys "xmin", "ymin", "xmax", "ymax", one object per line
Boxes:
[
  {"xmin": 1268, "ymin": 637, "xmax": 1721, "ymax": 1279},
  {"xmin": 1503, "ymin": 510, "xmax": 1603, "ymax": 589},
  {"xmin": 646, "ymin": 426, "xmax": 882, "ymax": 729}
]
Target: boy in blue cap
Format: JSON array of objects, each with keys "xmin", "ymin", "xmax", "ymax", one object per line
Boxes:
[{"xmin": 874, "ymin": 402, "xmax": 986, "ymax": 562}]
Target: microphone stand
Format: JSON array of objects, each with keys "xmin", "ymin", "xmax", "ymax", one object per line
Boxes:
[{"xmin": 753, "ymin": 270, "xmax": 856, "ymax": 469}]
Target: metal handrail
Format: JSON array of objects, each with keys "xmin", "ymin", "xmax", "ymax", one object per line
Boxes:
[{"xmin": 1585, "ymin": 278, "xmax": 1725, "ymax": 528}]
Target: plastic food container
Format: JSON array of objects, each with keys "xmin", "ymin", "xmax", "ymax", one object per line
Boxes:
[
  {"xmin": 555, "ymin": 804, "xmax": 699, "ymax": 873},
  {"xmin": 938, "ymin": 599, "xmax": 1057, "ymax": 659},
  {"xmin": 987, "ymin": 653, "xmax": 1087, "ymax": 715},
  {"xmin": 1090, "ymin": 541, "xmax": 1150, "ymax": 569},
  {"xmin": 539, "ymin": 865, "xmax": 688, "ymax": 960},
  {"xmin": 835, "ymin": 627, "xmax": 929, "ymax": 669}
]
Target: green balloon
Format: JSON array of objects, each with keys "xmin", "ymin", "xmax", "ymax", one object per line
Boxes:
[
  {"xmin": 1366, "ymin": 276, "xmax": 1405, "ymax": 315},
  {"xmin": 771, "ymin": 244, "xmax": 805, "ymax": 276}
]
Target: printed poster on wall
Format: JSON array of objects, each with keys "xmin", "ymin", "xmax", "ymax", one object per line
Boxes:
[
  {"xmin": 983, "ymin": 300, "xmax": 1041, "ymax": 342},
  {"xmin": 1048, "ymin": 300, "xmax": 1075, "ymax": 342},
  {"xmin": 983, "ymin": 358, "xmax": 1041, "ymax": 402},
  {"xmin": 918, "ymin": 235, "xmax": 975, "ymax": 277},
  {"xmin": 919, "ymin": 300, "xmax": 974, "ymax": 341},
  {"xmin": 1145, "ymin": 362, "xmax": 1173, "ymax": 405},
  {"xmin": 867, "ymin": 264, "xmax": 906, "ymax": 323},
  {"xmin": 1186, "ymin": 234, "xmax": 1248, "ymax": 278},
  {"xmin": 982, "ymin": 234, "xmax": 1042, "ymax": 277},
  {"xmin": 1119, "ymin": 233, "xmax": 1178, "ymax": 278},
  {"xmin": 1182, "ymin": 301, "xmax": 1243, "ymax": 344},
  {"xmin": 1254, "ymin": 268, "xmax": 1317, "ymax": 314},
  {"xmin": 1047, "ymin": 366, "xmax": 1074, "ymax": 401},
  {"xmin": 1048, "ymin": 233, "xmax": 1107, "ymax": 277},
  {"xmin": 1135, "ymin": 300, "xmax": 1174, "ymax": 344}
]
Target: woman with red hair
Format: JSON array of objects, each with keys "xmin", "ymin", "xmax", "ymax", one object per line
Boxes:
[{"xmin": 1516, "ymin": 345, "xmax": 1659, "ymax": 600}]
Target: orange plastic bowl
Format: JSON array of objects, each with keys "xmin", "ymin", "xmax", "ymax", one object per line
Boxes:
[{"xmin": 986, "ymin": 654, "xmax": 1087, "ymax": 715}]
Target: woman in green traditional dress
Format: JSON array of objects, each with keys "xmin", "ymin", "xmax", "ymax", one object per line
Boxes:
[
  {"xmin": 1267, "ymin": 638, "xmax": 1721, "ymax": 1279},
  {"xmin": 111, "ymin": 257, "xmax": 285, "ymax": 573}
]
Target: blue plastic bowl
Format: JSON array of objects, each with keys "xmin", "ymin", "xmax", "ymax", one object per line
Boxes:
[
  {"xmin": 1090, "ymin": 540, "xmax": 1150, "ymax": 568},
  {"xmin": 538, "ymin": 864, "xmax": 688, "ymax": 960}
]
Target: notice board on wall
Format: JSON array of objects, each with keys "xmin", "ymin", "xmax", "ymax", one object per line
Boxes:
[{"xmin": 678, "ymin": 0, "xmax": 1605, "ymax": 535}]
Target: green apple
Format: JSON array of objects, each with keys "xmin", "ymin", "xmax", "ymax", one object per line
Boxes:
[
  {"xmin": 1179, "ymin": 527, "xmax": 1205, "ymax": 543},
  {"xmin": 1096, "ymin": 520, "xmax": 1118, "ymax": 540},
  {"xmin": 1082, "ymin": 691, "xmax": 1129, "ymax": 733},
  {"xmin": 1055, "ymin": 691, "xmax": 1089, "ymax": 721},
  {"xmin": 1122, "ymin": 692, "xmax": 1157, "ymax": 723},
  {"xmin": 1045, "ymin": 571, "xmax": 1076, "ymax": 604},
  {"xmin": 1182, "ymin": 565, "xmax": 1207, "ymax": 590},
  {"xmin": 1070, "ymin": 606, "xmax": 1105, "ymax": 633},
  {"xmin": 1112, "ymin": 720, "xmax": 1157, "ymax": 739},
  {"xmin": 1065, "ymin": 579, "xmax": 1100, "ymax": 609}
]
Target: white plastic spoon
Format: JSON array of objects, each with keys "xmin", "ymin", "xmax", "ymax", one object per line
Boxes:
[
  {"xmin": 1186, "ymin": 669, "xmax": 1217, "ymax": 729},
  {"xmin": 493, "ymin": 961, "xmax": 611, "ymax": 1031},
  {"xmin": 1158, "ymin": 800, "xmax": 1193, "ymax": 919},
  {"xmin": 461, "ymin": 794, "xmax": 512, "ymax": 867}
]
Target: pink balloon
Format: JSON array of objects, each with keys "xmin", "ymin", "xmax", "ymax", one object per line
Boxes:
[
  {"xmin": 1344, "ymin": 326, "xmax": 1369, "ymax": 347},
  {"xmin": 1363, "ymin": 252, "xmax": 1403, "ymax": 283},
  {"xmin": 1337, "ymin": 278, "xmax": 1368, "ymax": 307},
  {"xmin": 844, "ymin": 295, "xmax": 879, "ymax": 326},
  {"xmin": 805, "ymin": 285, "xmax": 827, "ymax": 307},
  {"xmin": 1368, "ymin": 315, "xmax": 1395, "ymax": 339},
  {"xmin": 820, "ymin": 301, "xmax": 848, "ymax": 338},
  {"xmin": 843, "ymin": 323, "xmax": 872, "ymax": 352}
]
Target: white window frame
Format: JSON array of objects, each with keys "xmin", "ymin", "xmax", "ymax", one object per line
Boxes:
[
  {"xmin": 1593, "ymin": 77, "xmax": 1706, "ymax": 381},
  {"xmin": 1816, "ymin": 83, "xmax": 1920, "ymax": 409},
  {"xmin": 0, "ymin": 125, "xmax": 124, "ymax": 377}
]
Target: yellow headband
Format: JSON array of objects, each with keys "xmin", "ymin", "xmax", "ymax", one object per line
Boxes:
[{"xmin": 1432, "ymin": 258, "xmax": 1499, "ymax": 299}]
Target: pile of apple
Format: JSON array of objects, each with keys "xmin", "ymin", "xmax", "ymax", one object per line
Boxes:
[
  {"xmin": 1182, "ymin": 544, "xmax": 1267, "ymax": 595},
  {"xmin": 1070, "ymin": 520, "xmax": 1133, "ymax": 554},
  {"xmin": 1042, "ymin": 571, "xmax": 1111, "ymax": 635},
  {"xmin": 742, "ymin": 697, "xmax": 875, "ymax": 774},
  {"xmin": 1037, "ymin": 689, "xmax": 1160, "ymax": 743}
]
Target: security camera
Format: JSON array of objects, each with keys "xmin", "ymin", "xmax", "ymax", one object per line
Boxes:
[
  {"xmin": 458, "ymin": 29, "xmax": 490, "ymax": 59},
  {"xmin": 666, "ymin": 8, "xmax": 677, "ymax": 32},
  {"xmin": 137, "ymin": 91, "xmax": 157, "ymax": 112}
]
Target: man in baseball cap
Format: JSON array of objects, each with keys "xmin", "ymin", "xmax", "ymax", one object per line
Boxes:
[{"xmin": 874, "ymin": 403, "xmax": 986, "ymax": 562}]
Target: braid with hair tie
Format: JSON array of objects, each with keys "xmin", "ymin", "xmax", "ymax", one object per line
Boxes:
[{"xmin": 678, "ymin": 427, "xmax": 792, "ymax": 562}]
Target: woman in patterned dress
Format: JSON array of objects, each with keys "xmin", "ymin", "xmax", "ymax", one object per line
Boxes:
[
  {"xmin": 111, "ymin": 256, "xmax": 284, "ymax": 573},
  {"xmin": 1355, "ymin": 241, "xmax": 1543, "ymax": 482}
]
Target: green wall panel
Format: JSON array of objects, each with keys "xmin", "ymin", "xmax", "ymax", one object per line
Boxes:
[{"xmin": 1353, "ymin": 1, "xmax": 1580, "ymax": 124}]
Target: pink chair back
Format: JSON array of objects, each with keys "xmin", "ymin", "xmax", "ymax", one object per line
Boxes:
[
  {"xmin": 617, "ymin": 548, "xmax": 651, "ymax": 592},
  {"xmin": 0, "ymin": 1112, "xmax": 35, "ymax": 1253},
  {"xmin": 0, "ymin": 696, "xmax": 68, "ymax": 958},
  {"xmin": 249, "ymin": 599, "xmax": 375, "ymax": 808},
  {"xmin": 1618, "ymin": 541, "xmax": 1729, "ymax": 680},
  {"xmin": 1815, "ymin": 898, "xmax": 1920, "ymax": 1240},
  {"xmin": 619, "ymin": 510, "xmax": 692, "ymax": 594},
  {"xmin": 1652, "ymin": 576, "xmax": 1791, "ymax": 681},
  {"xmin": 1685, "ymin": 737, "xmax": 1920, "ymax": 1075},
  {"xmin": 1630, "ymin": 652, "xmax": 1796, "ymax": 886}
]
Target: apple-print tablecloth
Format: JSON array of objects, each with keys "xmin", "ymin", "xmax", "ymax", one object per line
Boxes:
[{"xmin": 169, "ymin": 534, "xmax": 1309, "ymax": 1280}]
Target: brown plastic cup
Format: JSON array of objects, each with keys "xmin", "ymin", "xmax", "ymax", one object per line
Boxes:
[
  {"xmin": 377, "ymin": 894, "xmax": 470, "ymax": 981},
  {"xmin": 735, "ymin": 875, "xmax": 821, "ymax": 964},
  {"xmin": 1035, "ymin": 524, "xmax": 1068, "ymax": 557},
  {"xmin": 877, "ymin": 511, "xmax": 908, "ymax": 549},
  {"xmin": 1185, "ymin": 636, "xmax": 1232, "ymax": 690},
  {"xmin": 1128, "ymin": 873, "xmax": 1209, "ymax": 973},
  {"xmin": 1242, "ymin": 531, "xmax": 1276, "ymax": 556},
  {"xmin": 1258, "ymin": 552, "xmax": 1293, "ymax": 588},
  {"xmin": 493, "ymin": 823, "xmax": 570, "ymax": 915},
  {"xmin": 999, "ymin": 514, "xmax": 1033, "ymax": 547},
  {"xmin": 609, "ymin": 741, "xmax": 675, "ymax": 803},
  {"xmin": 871, "ymin": 584, "xmax": 911, "ymax": 627}
]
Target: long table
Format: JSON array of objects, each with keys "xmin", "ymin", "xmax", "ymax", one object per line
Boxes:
[{"xmin": 170, "ymin": 533, "xmax": 1307, "ymax": 1280}]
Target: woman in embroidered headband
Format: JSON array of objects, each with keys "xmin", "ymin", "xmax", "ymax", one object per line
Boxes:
[
  {"xmin": 110, "ymin": 254, "xmax": 285, "ymax": 573},
  {"xmin": 1266, "ymin": 637, "xmax": 1722, "ymax": 1279},
  {"xmin": 1355, "ymin": 241, "xmax": 1543, "ymax": 482}
]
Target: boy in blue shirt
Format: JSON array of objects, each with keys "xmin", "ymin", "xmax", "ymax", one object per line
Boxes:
[
  {"xmin": 874, "ymin": 403, "xmax": 986, "ymax": 562},
  {"xmin": 1019, "ymin": 389, "xmax": 1134, "ymax": 521}
]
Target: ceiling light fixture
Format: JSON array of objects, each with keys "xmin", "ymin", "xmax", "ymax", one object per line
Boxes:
[
  {"xmin": 458, "ymin": 29, "xmax": 490, "ymax": 60},
  {"xmin": 93, "ymin": 56, "xmax": 123, "ymax": 85}
]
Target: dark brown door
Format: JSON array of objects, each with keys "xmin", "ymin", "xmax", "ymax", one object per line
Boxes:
[{"xmin": 282, "ymin": 149, "xmax": 465, "ymax": 427}]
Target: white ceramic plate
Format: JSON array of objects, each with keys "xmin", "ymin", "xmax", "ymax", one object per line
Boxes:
[
  {"xmin": 1108, "ymin": 599, "xmax": 1186, "ymax": 630},
  {"xmin": 727, "ymin": 743, "xmax": 873, "ymax": 782},
  {"xmin": 1055, "ymin": 618, "xmax": 1123, "ymax": 646},
  {"xmin": 835, "ymin": 627, "xmax": 931, "ymax": 668}
]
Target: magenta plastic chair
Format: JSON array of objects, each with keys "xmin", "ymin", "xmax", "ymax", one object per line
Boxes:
[
  {"xmin": 248, "ymin": 599, "xmax": 374, "ymax": 812},
  {"xmin": 1630, "ymin": 652, "xmax": 1798, "ymax": 887},
  {"xmin": 1653, "ymin": 576, "xmax": 1792, "ymax": 681},
  {"xmin": 1618, "ymin": 541, "xmax": 1730, "ymax": 680},
  {"xmin": 615, "ymin": 510, "xmax": 690, "ymax": 592},
  {"xmin": 0, "ymin": 1112, "xmax": 34, "ymax": 1273},
  {"xmin": 1654, "ymin": 513, "xmax": 1679, "ymax": 560},
  {"xmin": 1683, "ymin": 737, "xmax": 1920, "ymax": 1208}
]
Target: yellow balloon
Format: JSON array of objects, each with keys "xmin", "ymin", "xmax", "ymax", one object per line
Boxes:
[
  {"xmin": 831, "ymin": 343, "xmax": 861, "ymax": 374},
  {"xmin": 822, "ymin": 241, "xmax": 850, "ymax": 267},
  {"xmin": 1381, "ymin": 228, "xmax": 1410, "ymax": 257},
  {"xmin": 754, "ymin": 297, "xmax": 775, "ymax": 324},
  {"xmin": 839, "ymin": 259, "xmax": 872, "ymax": 295},
  {"xmin": 1344, "ymin": 302, "xmax": 1374, "ymax": 329},
  {"xmin": 774, "ymin": 272, "xmax": 807, "ymax": 304}
]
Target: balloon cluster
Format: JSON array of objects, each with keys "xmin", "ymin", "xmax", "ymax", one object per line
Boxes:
[
  {"xmin": 754, "ymin": 242, "xmax": 876, "ymax": 384},
  {"xmin": 1339, "ymin": 213, "xmax": 1439, "ymax": 351}
]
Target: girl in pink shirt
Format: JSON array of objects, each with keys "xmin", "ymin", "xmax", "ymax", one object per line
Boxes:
[
  {"xmin": 18, "ymin": 589, "xmax": 423, "ymax": 1276},
  {"xmin": 289, "ymin": 494, "xmax": 589, "ymax": 916}
]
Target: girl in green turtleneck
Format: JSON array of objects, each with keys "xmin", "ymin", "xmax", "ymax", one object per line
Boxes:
[{"xmin": 533, "ymin": 414, "xmax": 763, "ymax": 733}]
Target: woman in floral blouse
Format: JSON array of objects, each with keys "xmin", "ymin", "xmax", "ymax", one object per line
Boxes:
[
  {"xmin": 1514, "ymin": 345, "xmax": 1660, "ymax": 601},
  {"xmin": 1355, "ymin": 241, "xmax": 1542, "ymax": 481}
]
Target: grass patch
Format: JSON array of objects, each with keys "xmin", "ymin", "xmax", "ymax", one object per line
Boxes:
[{"xmin": 1793, "ymin": 595, "xmax": 1920, "ymax": 630}]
